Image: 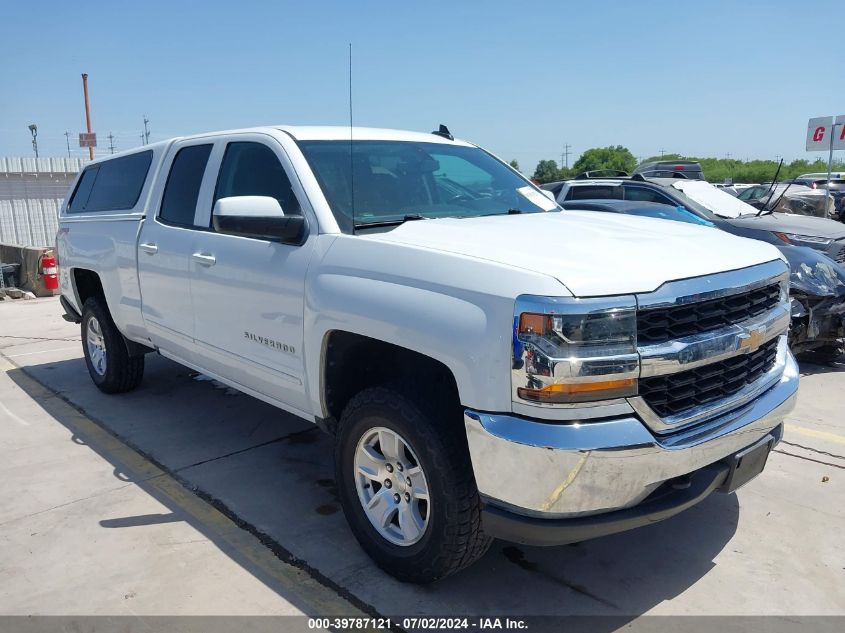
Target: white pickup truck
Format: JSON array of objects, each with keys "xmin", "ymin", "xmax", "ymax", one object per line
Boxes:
[{"xmin": 57, "ymin": 125, "xmax": 798, "ymax": 583}]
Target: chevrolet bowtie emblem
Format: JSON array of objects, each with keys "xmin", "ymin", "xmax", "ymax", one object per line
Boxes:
[{"xmin": 740, "ymin": 328, "xmax": 765, "ymax": 351}]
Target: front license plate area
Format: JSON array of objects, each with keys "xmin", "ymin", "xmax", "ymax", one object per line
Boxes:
[{"xmin": 722, "ymin": 435, "xmax": 774, "ymax": 493}]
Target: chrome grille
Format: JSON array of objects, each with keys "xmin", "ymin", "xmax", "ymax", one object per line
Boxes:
[
  {"xmin": 637, "ymin": 284, "xmax": 781, "ymax": 345},
  {"xmin": 639, "ymin": 338, "xmax": 779, "ymax": 418}
]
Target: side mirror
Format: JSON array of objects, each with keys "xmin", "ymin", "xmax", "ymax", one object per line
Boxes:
[{"xmin": 212, "ymin": 196, "xmax": 307, "ymax": 244}]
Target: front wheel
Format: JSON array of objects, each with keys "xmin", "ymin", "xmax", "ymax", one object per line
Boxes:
[
  {"xmin": 81, "ymin": 297, "xmax": 144, "ymax": 393},
  {"xmin": 335, "ymin": 386, "xmax": 491, "ymax": 583}
]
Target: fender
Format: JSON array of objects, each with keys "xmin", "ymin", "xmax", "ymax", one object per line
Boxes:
[{"xmin": 303, "ymin": 235, "xmax": 567, "ymax": 415}]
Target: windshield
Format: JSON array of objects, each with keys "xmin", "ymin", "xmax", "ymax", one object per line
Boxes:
[{"xmin": 297, "ymin": 140, "xmax": 557, "ymax": 231}]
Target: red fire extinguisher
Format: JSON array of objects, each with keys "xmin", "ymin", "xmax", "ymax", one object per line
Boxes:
[{"xmin": 41, "ymin": 251, "xmax": 59, "ymax": 291}]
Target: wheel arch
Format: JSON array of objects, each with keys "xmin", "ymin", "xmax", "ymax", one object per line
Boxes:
[{"xmin": 318, "ymin": 330, "xmax": 462, "ymax": 433}]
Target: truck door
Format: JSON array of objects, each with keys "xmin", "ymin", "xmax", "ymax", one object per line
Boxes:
[
  {"xmin": 189, "ymin": 135, "xmax": 315, "ymax": 414},
  {"xmin": 137, "ymin": 142, "xmax": 214, "ymax": 361}
]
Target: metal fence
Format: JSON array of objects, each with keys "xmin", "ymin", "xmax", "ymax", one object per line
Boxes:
[{"xmin": 0, "ymin": 157, "xmax": 85, "ymax": 248}]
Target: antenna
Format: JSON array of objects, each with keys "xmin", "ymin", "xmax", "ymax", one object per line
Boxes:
[{"xmin": 349, "ymin": 42, "xmax": 355, "ymax": 232}]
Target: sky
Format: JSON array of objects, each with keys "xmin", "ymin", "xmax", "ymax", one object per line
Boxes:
[{"xmin": 1, "ymin": 0, "xmax": 842, "ymax": 173}]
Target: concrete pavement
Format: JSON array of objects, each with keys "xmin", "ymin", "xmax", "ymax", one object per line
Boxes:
[{"xmin": 1, "ymin": 297, "xmax": 843, "ymax": 620}]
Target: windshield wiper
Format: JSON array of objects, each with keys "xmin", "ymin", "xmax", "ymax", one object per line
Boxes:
[
  {"xmin": 354, "ymin": 214, "xmax": 426, "ymax": 230},
  {"xmin": 472, "ymin": 208, "xmax": 525, "ymax": 218}
]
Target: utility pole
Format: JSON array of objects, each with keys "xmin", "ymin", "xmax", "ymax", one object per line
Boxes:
[
  {"xmin": 825, "ymin": 123, "xmax": 842, "ymax": 214},
  {"xmin": 64, "ymin": 131, "xmax": 72, "ymax": 158},
  {"xmin": 108, "ymin": 133, "xmax": 115, "ymax": 154},
  {"xmin": 81, "ymin": 73, "xmax": 95, "ymax": 160},
  {"xmin": 659, "ymin": 149, "xmax": 665, "ymax": 158},
  {"xmin": 140, "ymin": 131, "xmax": 145, "ymax": 146},
  {"xmin": 143, "ymin": 115, "xmax": 150, "ymax": 145},
  {"xmin": 560, "ymin": 143, "xmax": 571, "ymax": 170}
]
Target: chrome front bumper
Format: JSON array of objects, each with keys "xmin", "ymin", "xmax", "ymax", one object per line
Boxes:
[{"xmin": 465, "ymin": 348, "xmax": 799, "ymax": 520}]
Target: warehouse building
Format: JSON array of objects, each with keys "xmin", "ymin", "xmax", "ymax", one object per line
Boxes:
[{"xmin": 0, "ymin": 157, "xmax": 85, "ymax": 247}]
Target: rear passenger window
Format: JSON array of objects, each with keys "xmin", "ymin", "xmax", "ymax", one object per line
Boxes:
[
  {"xmin": 624, "ymin": 187, "xmax": 673, "ymax": 205},
  {"xmin": 566, "ymin": 185, "xmax": 618, "ymax": 200},
  {"xmin": 213, "ymin": 142, "xmax": 301, "ymax": 219},
  {"xmin": 67, "ymin": 151, "xmax": 152, "ymax": 213},
  {"xmin": 159, "ymin": 144, "xmax": 213, "ymax": 227},
  {"xmin": 67, "ymin": 168, "xmax": 99, "ymax": 212}
]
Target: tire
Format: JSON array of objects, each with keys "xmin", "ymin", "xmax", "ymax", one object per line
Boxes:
[
  {"xmin": 81, "ymin": 297, "xmax": 144, "ymax": 393},
  {"xmin": 335, "ymin": 385, "xmax": 492, "ymax": 584}
]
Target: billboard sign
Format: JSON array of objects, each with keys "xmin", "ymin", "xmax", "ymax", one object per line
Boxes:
[
  {"xmin": 806, "ymin": 116, "xmax": 845, "ymax": 151},
  {"xmin": 78, "ymin": 132, "xmax": 97, "ymax": 148}
]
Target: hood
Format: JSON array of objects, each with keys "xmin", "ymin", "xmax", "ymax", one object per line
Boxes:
[
  {"xmin": 362, "ymin": 211, "xmax": 783, "ymax": 297},
  {"xmin": 671, "ymin": 180, "xmax": 753, "ymax": 219},
  {"xmin": 728, "ymin": 212, "xmax": 845, "ymax": 239}
]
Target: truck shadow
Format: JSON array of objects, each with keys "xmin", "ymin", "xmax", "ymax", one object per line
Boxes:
[{"xmin": 8, "ymin": 355, "xmax": 740, "ymax": 625}]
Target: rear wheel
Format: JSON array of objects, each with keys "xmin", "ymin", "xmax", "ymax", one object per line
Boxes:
[
  {"xmin": 81, "ymin": 297, "xmax": 144, "ymax": 393},
  {"xmin": 335, "ymin": 386, "xmax": 491, "ymax": 583}
]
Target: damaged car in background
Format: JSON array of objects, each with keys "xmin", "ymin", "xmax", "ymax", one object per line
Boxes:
[
  {"xmin": 556, "ymin": 199, "xmax": 845, "ymax": 360},
  {"xmin": 736, "ymin": 182, "xmax": 836, "ymax": 218},
  {"xmin": 779, "ymin": 245, "xmax": 845, "ymax": 359}
]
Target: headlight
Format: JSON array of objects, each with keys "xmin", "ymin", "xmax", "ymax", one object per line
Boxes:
[
  {"xmin": 513, "ymin": 296, "xmax": 638, "ymax": 405},
  {"xmin": 774, "ymin": 232, "xmax": 833, "ymax": 248}
]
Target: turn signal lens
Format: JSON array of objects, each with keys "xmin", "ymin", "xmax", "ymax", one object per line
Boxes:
[{"xmin": 517, "ymin": 378, "xmax": 637, "ymax": 404}]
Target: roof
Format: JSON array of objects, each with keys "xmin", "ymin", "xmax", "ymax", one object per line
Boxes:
[
  {"xmin": 78, "ymin": 125, "xmax": 473, "ymax": 168},
  {"xmin": 276, "ymin": 125, "xmax": 473, "ymax": 145},
  {"xmin": 550, "ymin": 176, "xmax": 689, "ymax": 189},
  {"xmin": 635, "ymin": 160, "xmax": 701, "ymax": 168}
]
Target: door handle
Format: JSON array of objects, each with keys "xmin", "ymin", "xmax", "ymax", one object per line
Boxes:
[
  {"xmin": 139, "ymin": 242, "xmax": 158, "ymax": 255},
  {"xmin": 192, "ymin": 252, "xmax": 216, "ymax": 267}
]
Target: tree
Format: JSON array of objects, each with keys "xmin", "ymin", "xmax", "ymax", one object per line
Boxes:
[
  {"xmin": 509, "ymin": 159, "xmax": 520, "ymax": 172},
  {"xmin": 532, "ymin": 159, "xmax": 563, "ymax": 184},
  {"xmin": 571, "ymin": 146, "xmax": 637, "ymax": 175}
]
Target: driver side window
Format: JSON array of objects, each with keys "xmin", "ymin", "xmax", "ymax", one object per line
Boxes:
[{"xmin": 213, "ymin": 142, "xmax": 301, "ymax": 226}]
